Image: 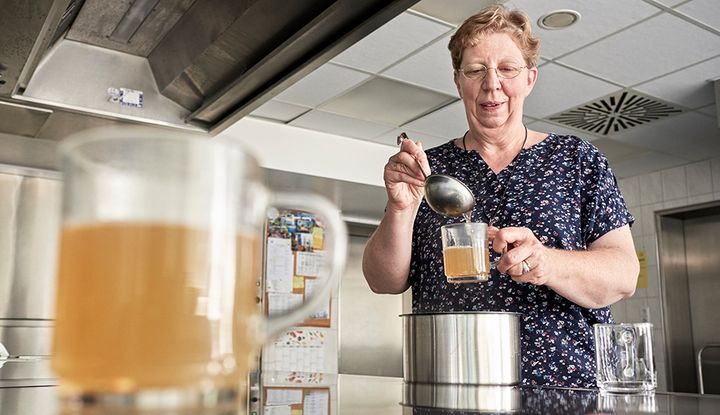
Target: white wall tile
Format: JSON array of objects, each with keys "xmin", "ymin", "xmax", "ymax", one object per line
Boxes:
[
  {"xmin": 611, "ymin": 300, "xmax": 628, "ymax": 323},
  {"xmin": 625, "ymin": 298, "xmax": 648, "ymax": 323},
  {"xmin": 657, "ymin": 362, "xmax": 668, "ymax": 392},
  {"xmin": 688, "ymin": 193, "xmax": 714, "ymax": 206},
  {"xmin": 638, "ymin": 172, "xmax": 663, "ymax": 205},
  {"xmin": 629, "ymin": 206, "xmax": 643, "ymax": 237},
  {"xmin": 640, "ymin": 204, "xmax": 659, "ymax": 236},
  {"xmin": 646, "ymin": 263, "xmax": 661, "ymax": 299},
  {"xmin": 685, "ymin": 161, "xmax": 712, "ymax": 196},
  {"xmin": 661, "ymin": 166, "xmax": 687, "ymax": 201},
  {"xmin": 619, "ymin": 176, "xmax": 641, "ymax": 208},
  {"xmin": 664, "ymin": 197, "xmax": 689, "ymax": 210},
  {"xmin": 643, "ymin": 235, "xmax": 658, "ymax": 266},
  {"xmin": 712, "ymin": 158, "xmax": 720, "ymax": 192}
]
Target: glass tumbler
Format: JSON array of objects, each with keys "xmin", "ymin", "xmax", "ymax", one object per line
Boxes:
[
  {"xmin": 594, "ymin": 323, "xmax": 656, "ymax": 393},
  {"xmin": 440, "ymin": 222, "xmax": 491, "ymax": 283},
  {"xmin": 52, "ymin": 127, "xmax": 347, "ymax": 411}
]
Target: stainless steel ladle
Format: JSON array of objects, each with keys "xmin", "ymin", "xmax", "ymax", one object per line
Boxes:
[{"xmin": 397, "ymin": 133, "xmax": 476, "ymax": 218}]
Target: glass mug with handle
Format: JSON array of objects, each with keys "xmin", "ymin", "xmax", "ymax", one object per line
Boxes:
[
  {"xmin": 440, "ymin": 222, "xmax": 491, "ymax": 283},
  {"xmin": 52, "ymin": 127, "xmax": 347, "ymax": 410}
]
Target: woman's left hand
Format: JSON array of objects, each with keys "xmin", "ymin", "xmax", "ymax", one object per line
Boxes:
[{"xmin": 488, "ymin": 226, "xmax": 551, "ymax": 285}]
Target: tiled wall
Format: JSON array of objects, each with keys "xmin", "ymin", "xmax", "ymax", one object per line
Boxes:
[{"xmin": 614, "ymin": 158, "xmax": 720, "ymax": 392}]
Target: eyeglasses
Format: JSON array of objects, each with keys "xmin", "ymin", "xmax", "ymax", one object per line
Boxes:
[{"xmin": 457, "ymin": 64, "xmax": 527, "ymax": 81}]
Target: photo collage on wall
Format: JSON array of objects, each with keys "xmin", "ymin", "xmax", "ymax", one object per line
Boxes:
[{"xmin": 264, "ymin": 209, "xmax": 330, "ymax": 327}]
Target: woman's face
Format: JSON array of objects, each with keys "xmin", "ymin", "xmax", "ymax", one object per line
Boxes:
[{"xmin": 454, "ymin": 32, "xmax": 538, "ymax": 131}]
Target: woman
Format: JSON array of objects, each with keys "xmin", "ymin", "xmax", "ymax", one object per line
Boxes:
[{"xmin": 362, "ymin": 5, "xmax": 639, "ymax": 388}]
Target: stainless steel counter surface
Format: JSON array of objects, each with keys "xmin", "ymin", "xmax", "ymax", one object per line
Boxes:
[{"xmin": 2, "ymin": 364, "xmax": 720, "ymax": 414}]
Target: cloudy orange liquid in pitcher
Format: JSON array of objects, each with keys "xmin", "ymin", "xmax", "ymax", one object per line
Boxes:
[{"xmin": 52, "ymin": 222, "xmax": 261, "ymax": 393}]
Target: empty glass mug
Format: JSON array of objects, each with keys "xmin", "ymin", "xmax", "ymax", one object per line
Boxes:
[
  {"xmin": 594, "ymin": 323, "xmax": 656, "ymax": 393},
  {"xmin": 440, "ymin": 222, "xmax": 491, "ymax": 283},
  {"xmin": 52, "ymin": 127, "xmax": 347, "ymax": 410}
]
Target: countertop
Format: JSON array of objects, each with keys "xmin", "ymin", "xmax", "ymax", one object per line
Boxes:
[{"xmin": 2, "ymin": 360, "xmax": 720, "ymax": 414}]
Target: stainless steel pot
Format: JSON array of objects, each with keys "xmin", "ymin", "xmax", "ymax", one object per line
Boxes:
[
  {"xmin": 402, "ymin": 312, "xmax": 521, "ymax": 385},
  {"xmin": 402, "ymin": 382, "xmax": 521, "ymax": 412}
]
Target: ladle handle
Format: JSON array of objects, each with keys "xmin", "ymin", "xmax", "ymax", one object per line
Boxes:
[{"xmin": 397, "ymin": 132, "xmax": 428, "ymax": 179}]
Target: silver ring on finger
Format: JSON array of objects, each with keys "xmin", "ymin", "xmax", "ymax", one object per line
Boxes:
[{"xmin": 521, "ymin": 260, "xmax": 531, "ymax": 274}]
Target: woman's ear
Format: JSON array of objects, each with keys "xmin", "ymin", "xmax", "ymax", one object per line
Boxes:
[
  {"xmin": 524, "ymin": 66, "xmax": 538, "ymax": 97},
  {"xmin": 454, "ymin": 71, "xmax": 462, "ymax": 98}
]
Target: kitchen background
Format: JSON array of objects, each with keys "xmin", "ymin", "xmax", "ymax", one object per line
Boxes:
[{"xmin": 1, "ymin": 0, "xmax": 719, "ymax": 395}]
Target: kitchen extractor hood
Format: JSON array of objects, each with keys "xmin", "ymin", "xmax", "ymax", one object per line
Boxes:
[{"xmin": 0, "ymin": 0, "xmax": 418, "ymax": 135}]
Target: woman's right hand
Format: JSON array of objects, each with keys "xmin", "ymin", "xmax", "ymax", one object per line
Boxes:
[{"xmin": 383, "ymin": 137, "xmax": 430, "ymax": 213}]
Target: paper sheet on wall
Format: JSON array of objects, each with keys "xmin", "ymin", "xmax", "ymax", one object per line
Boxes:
[
  {"xmin": 265, "ymin": 329, "xmax": 326, "ymax": 372},
  {"xmin": 304, "ymin": 278, "xmax": 330, "ymax": 320},
  {"xmin": 263, "ymin": 405, "xmax": 291, "ymax": 415},
  {"xmin": 268, "ymin": 293, "xmax": 303, "ymax": 316},
  {"xmin": 266, "ymin": 237, "xmax": 293, "ymax": 292},
  {"xmin": 266, "ymin": 389, "xmax": 303, "ymax": 405},
  {"xmin": 303, "ymin": 391, "xmax": 329, "ymax": 415},
  {"xmin": 296, "ymin": 251, "xmax": 324, "ymax": 277}
]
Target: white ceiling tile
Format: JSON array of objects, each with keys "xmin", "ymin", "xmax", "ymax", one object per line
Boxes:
[
  {"xmin": 677, "ymin": 0, "xmax": 720, "ymax": 31},
  {"xmin": 559, "ymin": 13, "xmax": 720, "ymax": 86},
  {"xmin": 524, "ymin": 63, "xmax": 621, "ymax": 118},
  {"xmin": 411, "ymin": 0, "xmax": 503, "ymax": 26},
  {"xmin": 382, "ymin": 34, "xmax": 458, "ymax": 96},
  {"xmin": 610, "ymin": 151, "xmax": 690, "ymax": 178},
  {"xmin": 373, "ymin": 127, "xmax": 450, "ymax": 149},
  {"xmin": 635, "ymin": 56, "xmax": 720, "ymax": 109},
  {"xmin": 655, "ymin": 0, "xmax": 686, "ymax": 6},
  {"xmin": 610, "ymin": 112, "xmax": 720, "ymax": 161},
  {"xmin": 696, "ymin": 104, "xmax": 716, "ymax": 117},
  {"xmin": 289, "ymin": 110, "xmax": 394, "ymax": 141},
  {"xmin": 331, "ymin": 12, "xmax": 452, "ymax": 73},
  {"xmin": 525, "ymin": 119, "xmax": 603, "ymax": 141},
  {"xmin": 588, "ymin": 138, "xmax": 648, "ymax": 163},
  {"xmin": 274, "ymin": 64, "xmax": 371, "ymax": 107},
  {"xmin": 507, "ymin": 0, "xmax": 658, "ymax": 59},
  {"xmin": 250, "ymin": 100, "xmax": 309, "ymax": 122},
  {"xmin": 319, "ymin": 77, "xmax": 454, "ymax": 125},
  {"xmin": 402, "ymin": 101, "xmax": 468, "ymax": 139}
]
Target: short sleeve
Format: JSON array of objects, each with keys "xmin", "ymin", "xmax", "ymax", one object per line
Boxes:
[{"xmin": 579, "ymin": 142, "xmax": 634, "ymax": 244}]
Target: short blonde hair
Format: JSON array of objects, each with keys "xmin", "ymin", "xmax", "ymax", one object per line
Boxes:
[{"xmin": 448, "ymin": 5, "xmax": 540, "ymax": 70}]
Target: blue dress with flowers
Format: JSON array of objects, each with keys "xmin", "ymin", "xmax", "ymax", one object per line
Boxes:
[{"xmin": 409, "ymin": 133, "xmax": 634, "ymax": 388}]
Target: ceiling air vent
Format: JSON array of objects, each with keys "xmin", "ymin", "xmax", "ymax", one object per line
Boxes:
[{"xmin": 548, "ymin": 90, "xmax": 683, "ymax": 135}]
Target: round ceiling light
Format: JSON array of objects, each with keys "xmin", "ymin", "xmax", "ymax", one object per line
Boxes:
[{"xmin": 537, "ymin": 9, "xmax": 581, "ymax": 30}]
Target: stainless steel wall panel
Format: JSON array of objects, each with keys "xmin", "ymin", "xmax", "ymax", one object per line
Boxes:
[
  {"xmin": 338, "ymin": 235, "xmax": 405, "ymax": 377},
  {"xmin": 0, "ymin": 174, "xmax": 22, "ymax": 320},
  {"xmin": 12, "ymin": 177, "xmax": 61, "ymax": 320},
  {"xmin": 0, "ymin": 321, "xmax": 53, "ymax": 357}
]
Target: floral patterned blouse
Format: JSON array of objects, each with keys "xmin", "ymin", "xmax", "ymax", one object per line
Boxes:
[{"xmin": 409, "ymin": 133, "xmax": 634, "ymax": 388}]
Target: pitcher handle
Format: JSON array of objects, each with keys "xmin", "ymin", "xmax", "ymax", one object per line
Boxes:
[{"xmin": 262, "ymin": 192, "xmax": 347, "ymax": 340}]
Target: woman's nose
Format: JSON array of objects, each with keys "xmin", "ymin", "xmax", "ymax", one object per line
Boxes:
[{"xmin": 482, "ymin": 67, "xmax": 502, "ymax": 90}]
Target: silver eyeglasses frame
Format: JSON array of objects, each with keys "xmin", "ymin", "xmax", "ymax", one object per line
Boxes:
[{"xmin": 456, "ymin": 64, "xmax": 528, "ymax": 81}]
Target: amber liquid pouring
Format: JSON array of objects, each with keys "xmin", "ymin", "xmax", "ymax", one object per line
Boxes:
[{"xmin": 52, "ymin": 222, "xmax": 261, "ymax": 393}]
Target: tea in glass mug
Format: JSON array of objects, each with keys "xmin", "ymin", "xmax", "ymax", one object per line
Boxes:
[
  {"xmin": 52, "ymin": 128, "xmax": 347, "ymax": 410},
  {"xmin": 440, "ymin": 222, "xmax": 491, "ymax": 283}
]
